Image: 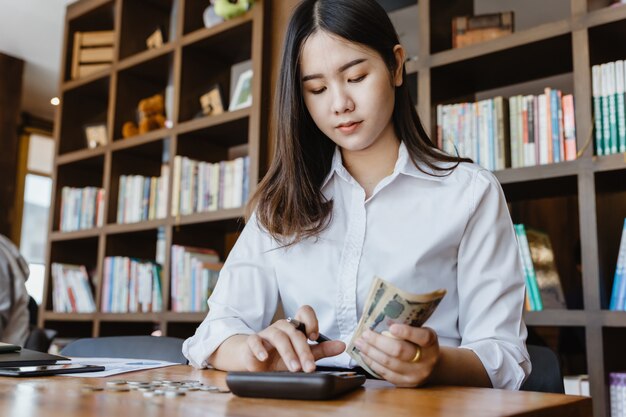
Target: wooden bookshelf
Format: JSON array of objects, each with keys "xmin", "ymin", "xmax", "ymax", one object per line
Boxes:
[
  {"xmin": 42, "ymin": 0, "xmax": 269, "ymax": 341},
  {"xmin": 44, "ymin": 0, "xmax": 626, "ymax": 415},
  {"xmin": 388, "ymin": 0, "xmax": 626, "ymax": 415}
]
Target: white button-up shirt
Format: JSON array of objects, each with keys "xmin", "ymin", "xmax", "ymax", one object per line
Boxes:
[{"xmin": 183, "ymin": 142, "xmax": 531, "ymax": 390}]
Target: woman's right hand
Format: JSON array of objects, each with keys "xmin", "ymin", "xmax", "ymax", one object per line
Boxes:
[{"xmin": 243, "ymin": 305, "xmax": 346, "ymax": 372}]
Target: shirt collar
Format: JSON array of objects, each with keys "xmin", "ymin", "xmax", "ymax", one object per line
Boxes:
[{"xmin": 321, "ymin": 142, "xmax": 447, "ymax": 189}]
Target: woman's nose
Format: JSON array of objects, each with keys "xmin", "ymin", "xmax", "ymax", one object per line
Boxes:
[{"xmin": 331, "ymin": 89, "xmax": 355, "ymax": 115}]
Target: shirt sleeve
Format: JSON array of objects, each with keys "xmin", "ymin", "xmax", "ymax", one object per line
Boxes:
[
  {"xmin": 456, "ymin": 168, "xmax": 531, "ymax": 390},
  {"xmin": 182, "ymin": 215, "xmax": 280, "ymax": 368}
]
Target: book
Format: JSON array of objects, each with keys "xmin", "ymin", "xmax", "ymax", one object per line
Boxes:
[
  {"xmin": 526, "ymin": 228, "xmax": 567, "ymax": 309},
  {"xmin": 592, "ymin": 65, "xmax": 604, "ymax": 156},
  {"xmin": 616, "ymin": 60, "xmax": 626, "ymax": 153},
  {"xmin": 452, "ymin": 12, "xmax": 514, "ymax": 48},
  {"xmin": 514, "ymin": 224, "xmax": 543, "ymax": 311},
  {"xmin": 51, "ymin": 263, "xmax": 96, "ymax": 313},
  {"xmin": 609, "ymin": 218, "xmax": 626, "ymax": 310}
]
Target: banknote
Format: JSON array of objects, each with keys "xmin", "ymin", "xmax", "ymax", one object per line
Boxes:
[{"xmin": 347, "ymin": 276, "xmax": 446, "ymax": 378}]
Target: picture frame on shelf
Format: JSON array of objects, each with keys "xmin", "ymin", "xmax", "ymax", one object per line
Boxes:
[
  {"xmin": 84, "ymin": 123, "xmax": 108, "ymax": 148},
  {"xmin": 199, "ymin": 84, "xmax": 225, "ymax": 117},
  {"xmin": 229, "ymin": 69, "xmax": 253, "ymax": 111}
]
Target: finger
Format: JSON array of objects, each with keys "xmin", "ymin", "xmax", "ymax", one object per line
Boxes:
[
  {"xmin": 390, "ymin": 325, "xmax": 437, "ymax": 348},
  {"xmin": 310, "ymin": 340, "xmax": 346, "ymax": 361},
  {"xmin": 262, "ymin": 326, "xmax": 304, "ymax": 372},
  {"xmin": 294, "ymin": 305, "xmax": 319, "ymax": 341},
  {"xmin": 274, "ymin": 320, "xmax": 317, "ymax": 372},
  {"xmin": 361, "ymin": 330, "xmax": 418, "ymax": 363},
  {"xmin": 359, "ymin": 352, "xmax": 413, "ymax": 386},
  {"xmin": 354, "ymin": 337, "xmax": 406, "ymax": 373},
  {"xmin": 247, "ymin": 334, "xmax": 269, "ymax": 362}
]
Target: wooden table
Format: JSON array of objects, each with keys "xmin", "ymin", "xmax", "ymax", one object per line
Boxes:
[{"xmin": 0, "ymin": 365, "xmax": 591, "ymax": 417}]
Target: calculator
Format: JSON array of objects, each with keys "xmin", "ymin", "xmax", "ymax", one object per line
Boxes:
[{"xmin": 226, "ymin": 371, "xmax": 366, "ymax": 400}]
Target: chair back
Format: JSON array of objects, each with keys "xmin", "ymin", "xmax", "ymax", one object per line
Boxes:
[
  {"xmin": 520, "ymin": 344, "xmax": 564, "ymax": 393},
  {"xmin": 60, "ymin": 335, "xmax": 187, "ymax": 364}
]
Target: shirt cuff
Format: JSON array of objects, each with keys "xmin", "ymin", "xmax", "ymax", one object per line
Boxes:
[
  {"xmin": 459, "ymin": 340, "xmax": 531, "ymax": 390},
  {"xmin": 183, "ymin": 317, "xmax": 256, "ymax": 369}
]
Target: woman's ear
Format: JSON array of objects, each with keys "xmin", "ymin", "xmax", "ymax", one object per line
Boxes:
[{"xmin": 392, "ymin": 44, "xmax": 406, "ymax": 87}]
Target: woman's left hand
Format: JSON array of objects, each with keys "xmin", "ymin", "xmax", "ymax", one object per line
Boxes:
[{"xmin": 354, "ymin": 324, "xmax": 440, "ymax": 387}]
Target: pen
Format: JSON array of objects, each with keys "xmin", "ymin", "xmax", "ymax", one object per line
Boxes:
[{"xmin": 286, "ymin": 317, "xmax": 331, "ymax": 343}]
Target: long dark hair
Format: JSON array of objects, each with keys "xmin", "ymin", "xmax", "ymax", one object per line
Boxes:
[{"xmin": 247, "ymin": 0, "xmax": 470, "ymax": 244}]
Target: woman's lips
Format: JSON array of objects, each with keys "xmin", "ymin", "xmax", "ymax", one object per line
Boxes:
[{"xmin": 336, "ymin": 121, "xmax": 362, "ymax": 134}]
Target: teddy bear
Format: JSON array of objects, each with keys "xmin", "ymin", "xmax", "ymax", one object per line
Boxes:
[{"xmin": 122, "ymin": 94, "xmax": 167, "ymax": 138}]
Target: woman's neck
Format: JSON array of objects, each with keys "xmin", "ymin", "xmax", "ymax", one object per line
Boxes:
[{"xmin": 341, "ymin": 125, "xmax": 400, "ymax": 199}]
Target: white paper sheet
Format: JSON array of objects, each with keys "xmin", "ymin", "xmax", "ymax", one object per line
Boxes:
[{"xmin": 59, "ymin": 357, "xmax": 179, "ymax": 377}]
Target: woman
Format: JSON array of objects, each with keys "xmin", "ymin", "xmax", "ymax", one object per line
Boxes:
[{"xmin": 183, "ymin": 0, "xmax": 530, "ymax": 389}]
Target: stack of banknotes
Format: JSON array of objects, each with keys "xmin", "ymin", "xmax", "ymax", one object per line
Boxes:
[{"xmin": 347, "ymin": 276, "xmax": 446, "ymax": 378}]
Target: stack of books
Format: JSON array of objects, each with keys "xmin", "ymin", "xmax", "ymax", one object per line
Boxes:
[
  {"xmin": 436, "ymin": 89, "xmax": 576, "ymax": 171},
  {"xmin": 170, "ymin": 245, "xmax": 222, "ymax": 312},
  {"xmin": 101, "ymin": 257, "xmax": 163, "ymax": 313},
  {"xmin": 609, "ymin": 218, "xmax": 626, "ymax": 310},
  {"xmin": 592, "ymin": 60, "xmax": 626, "ymax": 156},
  {"xmin": 59, "ymin": 186, "xmax": 105, "ymax": 232},
  {"xmin": 51, "ymin": 263, "xmax": 96, "ymax": 313},
  {"xmin": 171, "ymin": 155, "xmax": 249, "ymax": 216},
  {"xmin": 116, "ymin": 165, "xmax": 169, "ymax": 224}
]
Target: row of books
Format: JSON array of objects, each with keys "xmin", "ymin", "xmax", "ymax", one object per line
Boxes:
[
  {"xmin": 609, "ymin": 219, "xmax": 626, "ymax": 310},
  {"xmin": 59, "ymin": 186, "xmax": 105, "ymax": 232},
  {"xmin": 564, "ymin": 374, "xmax": 590, "ymax": 396},
  {"xmin": 592, "ymin": 60, "xmax": 626, "ymax": 156},
  {"xmin": 436, "ymin": 89, "xmax": 576, "ymax": 171},
  {"xmin": 514, "ymin": 224, "xmax": 567, "ymax": 311},
  {"xmin": 50, "ymin": 263, "xmax": 96, "ymax": 313},
  {"xmin": 171, "ymin": 155, "xmax": 250, "ymax": 216},
  {"xmin": 101, "ymin": 256, "xmax": 163, "ymax": 313},
  {"xmin": 611, "ymin": 372, "xmax": 626, "ymax": 417},
  {"xmin": 170, "ymin": 245, "xmax": 222, "ymax": 312},
  {"xmin": 117, "ymin": 165, "xmax": 170, "ymax": 224}
]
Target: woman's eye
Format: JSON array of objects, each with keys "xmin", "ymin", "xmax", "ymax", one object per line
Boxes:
[
  {"xmin": 311, "ymin": 87, "xmax": 326, "ymax": 95},
  {"xmin": 349, "ymin": 75, "xmax": 366, "ymax": 83}
]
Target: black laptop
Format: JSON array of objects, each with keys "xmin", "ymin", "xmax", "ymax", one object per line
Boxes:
[{"xmin": 0, "ymin": 348, "xmax": 68, "ymax": 367}]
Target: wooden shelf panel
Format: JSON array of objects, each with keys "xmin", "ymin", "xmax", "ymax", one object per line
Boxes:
[
  {"xmin": 111, "ymin": 127, "xmax": 173, "ymax": 150},
  {"xmin": 50, "ymin": 228, "xmax": 102, "ymax": 241},
  {"xmin": 43, "ymin": 312, "xmax": 97, "ymax": 321},
  {"xmin": 577, "ymin": 3, "xmax": 626, "ymax": 30},
  {"xmin": 177, "ymin": 108, "xmax": 250, "ymax": 136},
  {"xmin": 494, "ymin": 160, "xmax": 581, "ymax": 184},
  {"xmin": 523, "ymin": 310, "xmax": 588, "ymax": 326},
  {"xmin": 164, "ymin": 312, "xmax": 207, "ymax": 322},
  {"xmin": 62, "ymin": 70, "xmax": 111, "ymax": 93},
  {"xmin": 182, "ymin": 10, "xmax": 254, "ymax": 45},
  {"xmin": 600, "ymin": 311, "xmax": 626, "ymax": 327},
  {"xmin": 57, "ymin": 146, "xmax": 106, "ymax": 165},
  {"xmin": 174, "ymin": 207, "xmax": 245, "ymax": 226},
  {"xmin": 97, "ymin": 312, "xmax": 163, "ymax": 322},
  {"xmin": 593, "ymin": 153, "xmax": 626, "ymax": 173},
  {"xmin": 117, "ymin": 42, "xmax": 175, "ymax": 72},
  {"xmin": 106, "ymin": 218, "xmax": 168, "ymax": 235}
]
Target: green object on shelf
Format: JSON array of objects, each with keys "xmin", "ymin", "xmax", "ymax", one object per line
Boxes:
[{"xmin": 213, "ymin": 0, "xmax": 253, "ymax": 20}]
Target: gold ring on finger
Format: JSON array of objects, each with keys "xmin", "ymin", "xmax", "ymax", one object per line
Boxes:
[{"xmin": 410, "ymin": 345, "xmax": 422, "ymax": 363}]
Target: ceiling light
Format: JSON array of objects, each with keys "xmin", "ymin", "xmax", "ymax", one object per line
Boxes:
[{"xmin": 50, "ymin": 97, "xmax": 60, "ymax": 106}]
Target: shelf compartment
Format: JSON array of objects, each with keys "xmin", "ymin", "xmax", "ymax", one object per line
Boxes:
[
  {"xmin": 172, "ymin": 217, "xmax": 243, "ymax": 263},
  {"xmin": 59, "ymin": 76, "xmax": 110, "ymax": 155},
  {"xmin": 105, "ymin": 228, "xmax": 162, "ymax": 261},
  {"xmin": 430, "ymin": 34, "xmax": 573, "ymax": 104},
  {"xmin": 595, "ymin": 169, "xmax": 626, "ymax": 310},
  {"xmin": 64, "ymin": 0, "xmax": 116, "ymax": 82},
  {"xmin": 495, "ymin": 160, "xmax": 581, "ymax": 184},
  {"xmin": 113, "ymin": 52, "xmax": 174, "ymax": 141},
  {"xmin": 588, "ymin": 16, "xmax": 626, "ymax": 66},
  {"xmin": 504, "ymin": 175, "xmax": 584, "ymax": 311},
  {"xmin": 179, "ymin": 20, "xmax": 252, "ymax": 123},
  {"xmin": 177, "ymin": 115, "xmax": 249, "ymax": 159},
  {"xmin": 109, "ymin": 137, "xmax": 170, "ymax": 225},
  {"xmin": 42, "ymin": 320, "xmax": 93, "ymax": 339},
  {"xmin": 603, "ymin": 327, "xmax": 626, "ymax": 382},
  {"xmin": 430, "ymin": 0, "xmax": 571, "ymax": 55},
  {"xmin": 165, "ymin": 321, "xmax": 202, "ymax": 338},
  {"xmin": 119, "ymin": 0, "xmax": 176, "ymax": 60},
  {"xmin": 527, "ymin": 325, "xmax": 588, "ymax": 377},
  {"xmin": 524, "ymin": 310, "xmax": 588, "ymax": 326},
  {"xmin": 53, "ymin": 155, "xmax": 105, "ymax": 232}
]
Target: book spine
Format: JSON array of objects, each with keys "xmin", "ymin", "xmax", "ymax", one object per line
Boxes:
[
  {"xmin": 615, "ymin": 60, "xmax": 626, "ymax": 153},
  {"xmin": 608, "ymin": 62, "xmax": 619, "ymax": 154},
  {"xmin": 518, "ymin": 224, "xmax": 543, "ymax": 310},
  {"xmin": 509, "ymin": 96, "xmax": 519, "ymax": 168},
  {"xmin": 545, "ymin": 88, "xmax": 553, "ymax": 163},
  {"xmin": 514, "ymin": 224, "xmax": 535, "ymax": 310},
  {"xmin": 538, "ymin": 94, "xmax": 548, "ymax": 165},
  {"xmin": 602, "ymin": 64, "xmax": 612, "ymax": 155},
  {"xmin": 614, "ymin": 219, "xmax": 626, "ymax": 310},
  {"xmin": 526, "ymin": 95, "xmax": 536, "ymax": 166},
  {"xmin": 562, "ymin": 94, "xmax": 577, "ymax": 161},
  {"xmin": 592, "ymin": 65, "xmax": 604, "ymax": 156}
]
